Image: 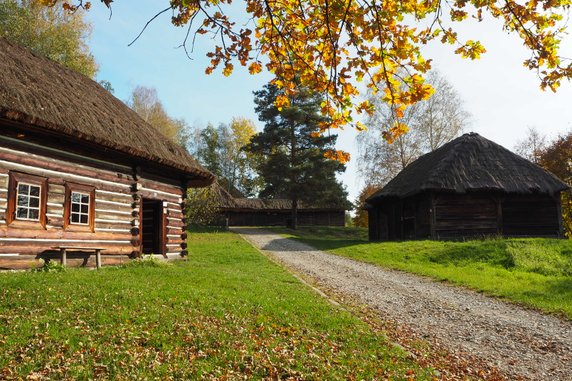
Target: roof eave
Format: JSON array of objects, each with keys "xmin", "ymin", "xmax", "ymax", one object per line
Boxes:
[{"xmin": 1, "ymin": 111, "xmax": 214, "ymax": 183}]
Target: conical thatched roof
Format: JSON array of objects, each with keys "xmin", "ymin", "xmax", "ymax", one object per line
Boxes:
[
  {"xmin": 0, "ymin": 38, "xmax": 213, "ymax": 183},
  {"xmin": 367, "ymin": 132, "xmax": 569, "ymax": 203}
]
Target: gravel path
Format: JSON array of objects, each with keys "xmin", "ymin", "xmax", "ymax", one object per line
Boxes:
[{"xmin": 233, "ymin": 227, "xmax": 572, "ymax": 381}]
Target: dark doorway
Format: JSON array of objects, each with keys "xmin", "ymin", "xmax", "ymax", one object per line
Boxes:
[{"xmin": 141, "ymin": 199, "xmax": 165, "ymax": 255}]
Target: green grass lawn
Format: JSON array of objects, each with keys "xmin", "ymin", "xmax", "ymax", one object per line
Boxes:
[
  {"xmin": 270, "ymin": 226, "xmax": 572, "ymax": 319},
  {"xmin": 0, "ymin": 229, "xmax": 433, "ymax": 380}
]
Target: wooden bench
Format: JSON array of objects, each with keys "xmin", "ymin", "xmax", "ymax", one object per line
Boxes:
[{"xmin": 53, "ymin": 246, "xmax": 106, "ymax": 269}]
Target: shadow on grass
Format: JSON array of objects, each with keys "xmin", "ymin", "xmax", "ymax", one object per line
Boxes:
[
  {"xmin": 231, "ymin": 226, "xmax": 369, "ymax": 251},
  {"xmin": 188, "ymin": 225, "xmax": 229, "ymax": 234},
  {"xmin": 275, "ymin": 227, "xmax": 368, "ymax": 251},
  {"xmin": 547, "ymin": 278, "xmax": 572, "ymax": 298},
  {"xmin": 259, "ymin": 237, "xmax": 365, "ymax": 252},
  {"xmin": 427, "ymin": 241, "xmax": 513, "ymax": 268}
]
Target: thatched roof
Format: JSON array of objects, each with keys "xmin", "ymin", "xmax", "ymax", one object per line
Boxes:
[
  {"xmin": 367, "ymin": 132, "xmax": 569, "ymax": 203},
  {"xmin": 211, "ymin": 182, "xmax": 346, "ymax": 211},
  {"xmin": 0, "ymin": 38, "xmax": 213, "ymax": 183}
]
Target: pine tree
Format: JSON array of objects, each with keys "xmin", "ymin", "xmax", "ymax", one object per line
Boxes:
[{"xmin": 246, "ymin": 83, "xmax": 350, "ymax": 229}]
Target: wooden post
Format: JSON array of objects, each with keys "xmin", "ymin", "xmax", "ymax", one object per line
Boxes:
[
  {"xmin": 555, "ymin": 194, "xmax": 564, "ymax": 237},
  {"xmin": 430, "ymin": 193, "xmax": 437, "ymax": 240},
  {"xmin": 181, "ymin": 187, "xmax": 190, "ymax": 257},
  {"xmin": 131, "ymin": 179, "xmax": 141, "ymax": 258},
  {"xmin": 60, "ymin": 248, "xmax": 67, "ymax": 266},
  {"xmin": 496, "ymin": 196, "xmax": 503, "ymax": 236},
  {"xmin": 95, "ymin": 249, "xmax": 102, "ymax": 269}
]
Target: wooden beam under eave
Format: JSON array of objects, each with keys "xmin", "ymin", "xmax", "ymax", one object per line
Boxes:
[{"xmin": 185, "ymin": 175, "xmax": 215, "ymax": 188}]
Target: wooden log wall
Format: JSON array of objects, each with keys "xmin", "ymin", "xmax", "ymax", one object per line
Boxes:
[
  {"xmin": 434, "ymin": 193, "xmax": 498, "ymax": 239},
  {"xmin": 225, "ymin": 210, "xmax": 345, "ymax": 227},
  {"xmin": 502, "ymin": 195, "xmax": 559, "ymax": 237},
  {"xmin": 227, "ymin": 211, "xmax": 288, "ymax": 226},
  {"xmin": 368, "ymin": 202, "xmax": 394, "ymax": 241},
  {"xmin": 413, "ymin": 195, "xmax": 432, "ymax": 239},
  {"xmin": 297, "ymin": 211, "xmax": 345, "ymax": 226},
  {"xmin": 369, "ymin": 195, "xmax": 432, "ymax": 241},
  {"xmin": 401, "ymin": 198, "xmax": 417, "ymax": 239},
  {"xmin": 368, "ymin": 208, "xmax": 381, "ymax": 241},
  {"xmin": 0, "ymin": 142, "xmax": 188, "ymax": 269},
  {"xmin": 385, "ymin": 202, "xmax": 401, "ymax": 240},
  {"xmin": 0, "ymin": 144, "xmax": 136, "ymax": 269},
  {"xmin": 369, "ymin": 192, "xmax": 563, "ymax": 241}
]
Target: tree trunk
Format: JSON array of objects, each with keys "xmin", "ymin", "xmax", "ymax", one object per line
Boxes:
[
  {"xmin": 289, "ymin": 120, "xmax": 298, "ymax": 230},
  {"xmin": 291, "ymin": 198, "xmax": 298, "ymax": 230}
]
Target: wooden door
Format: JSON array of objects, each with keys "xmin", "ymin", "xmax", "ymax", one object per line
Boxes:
[{"xmin": 141, "ymin": 198, "xmax": 165, "ymax": 254}]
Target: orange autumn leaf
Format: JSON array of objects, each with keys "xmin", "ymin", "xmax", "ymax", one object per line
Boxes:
[
  {"xmin": 222, "ymin": 62, "xmax": 234, "ymax": 77},
  {"xmin": 324, "ymin": 149, "xmax": 350, "ymax": 164},
  {"xmin": 248, "ymin": 61, "xmax": 263, "ymax": 74}
]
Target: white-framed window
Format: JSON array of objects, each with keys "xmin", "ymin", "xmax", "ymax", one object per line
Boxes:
[
  {"xmin": 7, "ymin": 172, "xmax": 48, "ymax": 227},
  {"xmin": 16, "ymin": 182, "xmax": 42, "ymax": 221},
  {"xmin": 70, "ymin": 191, "xmax": 90, "ymax": 225},
  {"xmin": 64, "ymin": 183, "xmax": 95, "ymax": 232}
]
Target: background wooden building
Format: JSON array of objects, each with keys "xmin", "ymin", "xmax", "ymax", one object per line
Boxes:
[
  {"xmin": 366, "ymin": 133, "xmax": 569, "ymax": 241},
  {"xmin": 0, "ymin": 39, "xmax": 214, "ymax": 269},
  {"xmin": 214, "ymin": 184, "xmax": 346, "ymax": 226}
]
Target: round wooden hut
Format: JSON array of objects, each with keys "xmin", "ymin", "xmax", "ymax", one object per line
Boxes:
[{"xmin": 366, "ymin": 133, "xmax": 569, "ymax": 241}]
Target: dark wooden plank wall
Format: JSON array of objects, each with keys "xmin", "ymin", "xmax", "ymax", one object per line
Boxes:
[
  {"xmin": 502, "ymin": 195, "xmax": 559, "ymax": 237},
  {"xmin": 226, "ymin": 210, "xmax": 345, "ymax": 227},
  {"xmin": 227, "ymin": 211, "xmax": 285, "ymax": 226},
  {"xmin": 369, "ymin": 192, "xmax": 564, "ymax": 241},
  {"xmin": 414, "ymin": 195, "xmax": 432, "ymax": 239},
  {"xmin": 434, "ymin": 193, "xmax": 498, "ymax": 239},
  {"xmin": 298, "ymin": 211, "xmax": 345, "ymax": 226},
  {"xmin": 387, "ymin": 202, "xmax": 401, "ymax": 240},
  {"xmin": 368, "ymin": 208, "xmax": 380, "ymax": 241},
  {"xmin": 367, "ymin": 201, "xmax": 396, "ymax": 241},
  {"xmin": 0, "ymin": 144, "xmax": 188, "ymax": 269},
  {"xmin": 401, "ymin": 198, "xmax": 416, "ymax": 239}
]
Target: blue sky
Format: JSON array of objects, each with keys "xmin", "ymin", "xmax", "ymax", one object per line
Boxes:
[{"xmin": 85, "ymin": 1, "xmax": 572, "ymax": 202}]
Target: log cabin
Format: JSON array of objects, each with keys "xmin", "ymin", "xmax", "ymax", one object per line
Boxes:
[
  {"xmin": 0, "ymin": 38, "xmax": 214, "ymax": 269},
  {"xmin": 366, "ymin": 133, "xmax": 569, "ymax": 241}
]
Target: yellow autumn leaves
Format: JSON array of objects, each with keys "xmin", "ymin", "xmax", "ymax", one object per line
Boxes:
[
  {"xmin": 42, "ymin": 0, "xmax": 572, "ymax": 154},
  {"xmin": 171, "ymin": 0, "xmax": 571, "ymax": 156}
]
